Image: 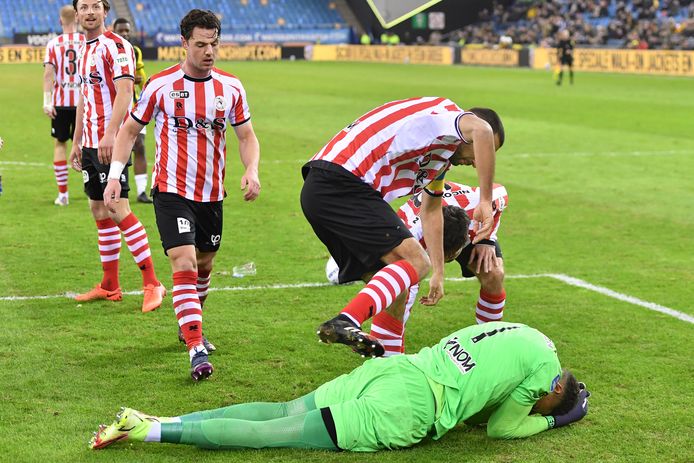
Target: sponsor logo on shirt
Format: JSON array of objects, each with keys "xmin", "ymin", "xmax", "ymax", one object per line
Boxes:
[
  {"xmin": 115, "ymin": 53, "xmax": 130, "ymax": 66},
  {"xmin": 169, "ymin": 90, "xmax": 190, "ymax": 99},
  {"xmin": 443, "ymin": 336, "xmax": 477, "ymax": 374}
]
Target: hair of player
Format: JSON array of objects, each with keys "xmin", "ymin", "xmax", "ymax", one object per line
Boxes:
[
  {"xmin": 113, "ymin": 17, "xmax": 130, "ymax": 29},
  {"xmin": 443, "ymin": 205, "xmax": 471, "ymax": 257},
  {"xmin": 180, "ymin": 9, "xmax": 221, "ymax": 41},
  {"xmin": 551, "ymin": 369, "xmax": 580, "ymax": 416},
  {"xmin": 468, "ymin": 107, "xmax": 505, "ymax": 149},
  {"xmin": 72, "ymin": 0, "xmax": 110, "ymax": 13},
  {"xmin": 60, "ymin": 5, "xmax": 77, "ymax": 23}
]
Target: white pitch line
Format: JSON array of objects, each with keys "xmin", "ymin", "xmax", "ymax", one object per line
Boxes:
[{"xmin": 1, "ymin": 273, "xmax": 691, "ymax": 325}]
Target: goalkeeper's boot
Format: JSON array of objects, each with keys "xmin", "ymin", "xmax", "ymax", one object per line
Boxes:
[
  {"xmin": 75, "ymin": 284, "xmax": 122, "ymax": 302},
  {"xmin": 142, "ymin": 283, "xmax": 166, "ymax": 313},
  {"xmin": 190, "ymin": 345, "xmax": 214, "ymax": 381},
  {"xmin": 178, "ymin": 327, "xmax": 216, "ymax": 353},
  {"xmin": 89, "ymin": 407, "xmax": 155, "ymax": 450},
  {"xmin": 317, "ymin": 315, "xmax": 385, "ymax": 358}
]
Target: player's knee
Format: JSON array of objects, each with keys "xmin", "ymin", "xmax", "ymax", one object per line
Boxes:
[{"xmin": 409, "ymin": 251, "xmax": 431, "ymax": 280}]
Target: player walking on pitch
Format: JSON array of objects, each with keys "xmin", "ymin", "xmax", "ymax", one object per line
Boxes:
[
  {"xmin": 302, "ymin": 98, "xmax": 504, "ymax": 357},
  {"xmin": 43, "ymin": 5, "xmax": 85, "ymax": 206},
  {"xmin": 68, "ymin": 0, "xmax": 165, "ymax": 312},
  {"xmin": 104, "ymin": 9, "xmax": 261, "ymax": 380},
  {"xmin": 90, "ymin": 322, "xmax": 590, "ymax": 451}
]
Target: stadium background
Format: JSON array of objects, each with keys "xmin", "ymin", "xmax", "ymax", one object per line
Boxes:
[{"xmin": 0, "ymin": 1, "xmax": 692, "ymax": 462}]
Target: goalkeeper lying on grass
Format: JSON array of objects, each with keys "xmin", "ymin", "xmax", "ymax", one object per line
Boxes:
[{"xmin": 90, "ymin": 322, "xmax": 590, "ymax": 452}]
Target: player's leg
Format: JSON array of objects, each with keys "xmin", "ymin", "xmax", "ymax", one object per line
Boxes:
[
  {"xmin": 132, "ymin": 131, "xmax": 151, "ymax": 203},
  {"xmin": 179, "ymin": 391, "xmax": 318, "ymax": 422},
  {"xmin": 370, "ymin": 288, "xmax": 408, "ymax": 357},
  {"xmin": 108, "ymin": 166, "xmax": 164, "ymax": 312},
  {"xmin": 568, "ymin": 62, "xmax": 574, "ymax": 85},
  {"xmin": 192, "ymin": 250, "xmax": 216, "ymax": 352},
  {"xmin": 51, "ymin": 108, "xmax": 71, "ymax": 205},
  {"xmin": 557, "ymin": 64, "xmax": 564, "ymax": 85},
  {"xmin": 469, "ymin": 247, "xmax": 506, "ymax": 323},
  {"xmin": 90, "ymin": 406, "xmax": 338, "ymax": 451},
  {"xmin": 75, "ymin": 149, "xmax": 122, "ymax": 302}
]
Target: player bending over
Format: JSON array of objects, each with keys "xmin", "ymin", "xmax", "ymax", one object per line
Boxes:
[{"xmin": 90, "ymin": 322, "xmax": 590, "ymax": 452}]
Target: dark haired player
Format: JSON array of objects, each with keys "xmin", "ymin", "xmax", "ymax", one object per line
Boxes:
[
  {"xmin": 112, "ymin": 17, "xmax": 152, "ymax": 203},
  {"xmin": 104, "ymin": 9, "xmax": 261, "ymax": 380},
  {"xmin": 90, "ymin": 322, "xmax": 590, "ymax": 451},
  {"xmin": 303, "ymin": 99, "xmax": 504, "ymax": 357},
  {"xmin": 68, "ymin": 0, "xmax": 165, "ymax": 312},
  {"xmin": 43, "ymin": 5, "xmax": 84, "ymax": 206},
  {"xmin": 556, "ymin": 30, "xmax": 575, "ymax": 86}
]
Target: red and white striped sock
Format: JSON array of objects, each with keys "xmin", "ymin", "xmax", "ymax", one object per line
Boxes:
[
  {"xmin": 53, "ymin": 160, "xmax": 68, "ymax": 196},
  {"xmin": 196, "ymin": 269, "xmax": 211, "ymax": 308},
  {"xmin": 476, "ymin": 289, "xmax": 506, "ymax": 324},
  {"xmin": 96, "ymin": 218, "xmax": 120, "ymax": 291},
  {"xmin": 370, "ymin": 311, "xmax": 404, "ymax": 357},
  {"xmin": 173, "ymin": 271, "xmax": 203, "ymax": 350},
  {"xmin": 118, "ymin": 212, "xmax": 159, "ymax": 287},
  {"xmin": 340, "ymin": 260, "xmax": 419, "ymax": 327}
]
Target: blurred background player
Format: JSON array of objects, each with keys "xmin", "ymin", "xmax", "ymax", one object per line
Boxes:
[
  {"xmin": 327, "ymin": 182, "xmax": 509, "ymax": 356},
  {"xmin": 302, "ymin": 99, "xmax": 503, "ymax": 358},
  {"xmin": 43, "ymin": 5, "xmax": 85, "ymax": 206},
  {"xmin": 89, "ymin": 322, "xmax": 590, "ymax": 451},
  {"xmin": 556, "ymin": 29, "xmax": 575, "ymax": 86},
  {"xmin": 112, "ymin": 17, "xmax": 152, "ymax": 204},
  {"xmin": 68, "ymin": 0, "xmax": 165, "ymax": 312},
  {"xmin": 104, "ymin": 9, "xmax": 261, "ymax": 380}
]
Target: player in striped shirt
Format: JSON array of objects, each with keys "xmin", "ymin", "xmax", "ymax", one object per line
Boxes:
[
  {"xmin": 104, "ymin": 9, "xmax": 261, "ymax": 381},
  {"xmin": 112, "ymin": 17, "xmax": 152, "ymax": 204},
  {"xmin": 43, "ymin": 5, "xmax": 85, "ymax": 206},
  {"xmin": 302, "ymin": 98, "xmax": 504, "ymax": 357},
  {"xmin": 68, "ymin": 0, "xmax": 165, "ymax": 313}
]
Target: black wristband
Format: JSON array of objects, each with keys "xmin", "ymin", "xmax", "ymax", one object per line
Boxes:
[{"xmin": 476, "ymin": 239, "xmax": 496, "ymax": 246}]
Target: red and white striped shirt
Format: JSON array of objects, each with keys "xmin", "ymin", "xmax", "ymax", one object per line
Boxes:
[
  {"xmin": 44, "ymin": 33, "xmax": 85, "ymax": 108},
  {"xmin": 311, "ymin": 97, "xmax": 470, "ymax": 203},
  {"xmin": 78, "ymin": 31, "xmax": 134, "ymax": 148},
  {"xmin": 398, "ymin": 182, "xmax": 509, "ymax": 246},
  {"xmin": 131, "ymin": 63, "xmax": 251, "ymax": 202}
]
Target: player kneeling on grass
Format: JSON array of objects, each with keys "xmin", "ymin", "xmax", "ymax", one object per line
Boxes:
[
  {"xmin": 90, "ymin": 322, "xmax": 590, "ymax": 452},
  {"xmin": 326, "ymin": 182, "xmax": 509, "ymax": 356}
]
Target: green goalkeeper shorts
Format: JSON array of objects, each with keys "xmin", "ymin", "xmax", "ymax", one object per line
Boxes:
[{"xmin": 314, "ymin": 354, "xmax": 436, "ymax": 452}]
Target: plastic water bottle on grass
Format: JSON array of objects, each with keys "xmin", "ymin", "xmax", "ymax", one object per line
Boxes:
[{"xmin": 232, "ymin": 262, "xmax": 256, "ymax": 278}]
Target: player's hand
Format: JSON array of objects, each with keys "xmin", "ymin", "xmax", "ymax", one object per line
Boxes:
[
  {"xmin": 469, "ymin": 244, "xmax": 498, "ymax": 274},
  {"xmin": 43, "ymin": 105, "xmax": 56, "ymax": 119},
  {"xmin": 240, "ymin": 169, "xmax": 260, "ymax": 201},
  {"xmin": 472, "ymin": 201, "xmax": 494, "ymax": 243},
  {"xmin": 420, "ymin": 272, "xmax": 444, "ymax": 306},
  {"xmin": 98, "ymin": 131, "xmax": 116, "ymax": 165},
  {"xmin": 103, "ymin": 179, "xmax": 122, "ymax": 213},
  {"xmin": 69, "ymin": 144, "xmax": 82, "ymax": 172},
  {"xmin": 552, "ymin": 388, "xmax": 590, "ymax": 428}
]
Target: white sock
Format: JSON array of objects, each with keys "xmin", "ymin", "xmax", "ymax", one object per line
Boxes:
[
  {"xmin": 59, "ymin": 192, "xmax": 69, "ymax": 200},
  {"xmin": 144, "ymin": 422, "xmax": 161, "ymax": 442},
  {"xmin": 135, "ymin": 174, "xmax": 148, "ymax": 195}
]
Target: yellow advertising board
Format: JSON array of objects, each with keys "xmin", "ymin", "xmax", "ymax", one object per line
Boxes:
[
  {"xmin": 158, "ymin": 45, "xmax": 281, "ymax": 62},
  {"xmin": 461, "ymin": 48, "xmax": 519, "ymax": 67},
  {"xmin": 311, "ymin": 45, "xmax": 454, "ymax": 65},
  {"xmin": 0, "ymin": 46, "xmax": 44, "ymax": 64},
  {"xmin": 533, "ymin": 47, "xmax": 694, "ymax": 76}
]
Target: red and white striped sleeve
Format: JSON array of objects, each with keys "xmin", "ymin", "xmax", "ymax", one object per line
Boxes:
[
  {"xmin": 228, "ymin": 81, "xmax": 250, "ymax": 126},
  {"xmin": 130, "ymin": 77, "xmax": 159, "ymax": 125},
  {"xmin": 44, "ymin": 38, "xmax": 56, "ymax": 68},
  {"xmin": 104, "ymin": 33, "xmax": 134, "ymax": 81}
]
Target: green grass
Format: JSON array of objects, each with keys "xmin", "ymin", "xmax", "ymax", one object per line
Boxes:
[{"xmin": 0, "ymin": 61, "xmax": 692, "ymax": 463}]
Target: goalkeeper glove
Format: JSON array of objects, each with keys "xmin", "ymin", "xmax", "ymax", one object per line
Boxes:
[{"xmin": 551, "ymin": 387, "xmax": 590, "ymax": 428}]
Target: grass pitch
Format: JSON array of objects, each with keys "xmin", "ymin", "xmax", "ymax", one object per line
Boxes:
[{"xmin": 0, "ymin": 60, "xmax": 692, "ymax": 463}]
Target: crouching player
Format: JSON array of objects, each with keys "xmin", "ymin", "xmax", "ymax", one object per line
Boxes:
[
  {"xmin": 326, "ymin": 182, "xmax": 509, "ymax": 356},
  {"xmin": 89, "ymin": 322, "xmax": 590, "ymax": 451}
]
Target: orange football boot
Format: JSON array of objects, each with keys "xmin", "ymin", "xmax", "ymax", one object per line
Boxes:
[
  {"xmin": 75, "ymin": 284, "xmax": 123, "ymax": 302},
  {"xmin": 141, "ymin": 283, "xmax": 166, "ymax": 313}
]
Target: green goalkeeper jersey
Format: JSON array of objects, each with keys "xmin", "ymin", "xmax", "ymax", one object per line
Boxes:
[{"xmin": 407, "ymin": 321, "xmax": 562, "ymax": 439}]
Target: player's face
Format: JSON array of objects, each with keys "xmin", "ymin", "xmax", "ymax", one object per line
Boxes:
[
  {"xmin": 182, "ymin": 27, "xmax": 219, "ymax": 75},
  {"xmin": 76, "ymin": 0, "xmax": 107, "ymax": 32},
  {"xmin": 444, "ymin": 243, "xmax": 466, "ymax": 263},
  {"xmin": 114, "ymin": 22, "xmax": 131, "ymax": 41},
  {"xmin": 450, "ymin": 133, "xmax": 501, "ymax": 167}
]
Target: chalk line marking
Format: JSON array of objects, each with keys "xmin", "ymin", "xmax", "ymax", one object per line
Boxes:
[{"xmin": 1, "ymin": 273, "xmax": 691, "ymax": 324}]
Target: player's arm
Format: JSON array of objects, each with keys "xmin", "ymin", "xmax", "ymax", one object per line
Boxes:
[
  {"xmin": 458, "ymin": 115, "xmax": 495, "ymax": 243},
  {"xmin": 419, "ymin": 180, "xmax": 444, "ymax": 306},
  {"xmin": 486, "ymin": 396, "xmax": 551, "ymax": 439},
  {"xmin": 42, "ymin": 63, "xmax": 56, "ymax": 119},
  {"xmin": 103, "ymin": 116, "xmax": 145, "ymax": 211},
  {"xmin": 98, "ymin": 78, "xmax": 133, "ymax": 164},
  {"xmin": 69, "ymin": 93, "xmax": 85, "ymax": 172},
  {"xmin": 233, "ymin": 120, "xmax": 261, "ymax": 201}
]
